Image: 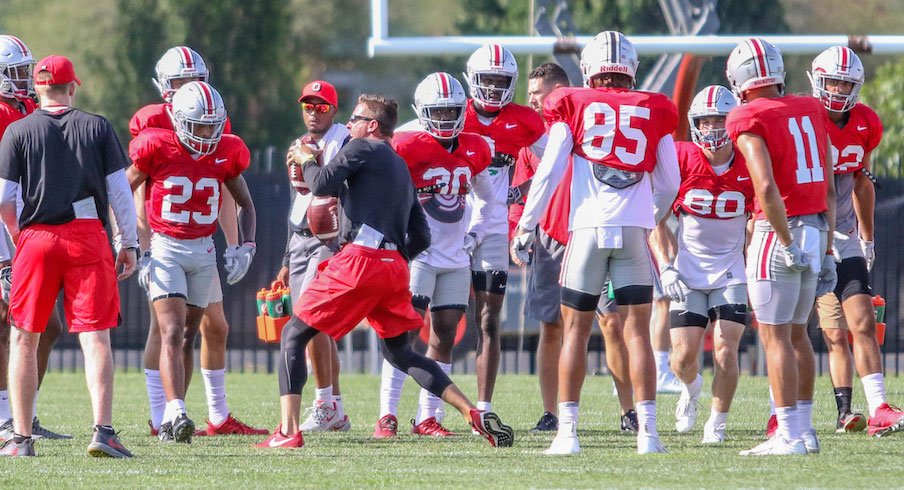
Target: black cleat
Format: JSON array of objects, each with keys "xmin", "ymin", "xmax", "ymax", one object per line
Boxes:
[
  {"xmin": 157, "ymin": 422, "xmax": 175, "ymax": 443},
  {"xmin": 621, "ymin": 409, "xmax": 638, "ymax": 433},
  {"xmin": 529, "ymin": 412, "xmax": 558, "ymax": 433},
  {"xmin": 32, "ymin": 417, "xmax": 72, "ymax": 440},
  {"xmin": 172, "ymin": 414, "xmax": 195, "ymax": 444},
  {"xmin": 88, "ymin": 426, "xmax": 133, "ymax": 458}
]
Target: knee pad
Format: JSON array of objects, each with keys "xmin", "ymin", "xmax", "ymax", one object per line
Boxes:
[
  {"xmin": 670, "ymin": 310, "xmax": 709, "ymax": 328},
  {"xmin": 709, "ymin": 303, "xmax": 747, "ymax": 325},
  {"xmin": 472, "ymin": 270, "xmax": 507, "ymax": 295},
  {"xmin": 614, "ymin": 285, "xmax": 653, "ymax": 306},
  {"xmin": 411, "ymin": 294, "xmax": 431, "ymax": 311},
  {"xmin": 561, "ymin": 287, "xmax": 601, "ymax": 312}
]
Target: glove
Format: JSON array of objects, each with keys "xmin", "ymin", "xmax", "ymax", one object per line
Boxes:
[
  {"xmin": 510, "ymin": 229, "xmax": 534, "ymax": 266},
  {"xmin": 415, "ymin": 182, "xmax": 447, "ymax": 194},
  {"xmin": 861, "ymin": 239, "xmax": 875, "ymax": 271},
  {"xmin": 780, "ymin": 242, "xmax": 808, "ymax": 272},
  {"xmin": 463, "ymin": 232, "xmax": 480, "ymax": 254},
  {"xmin": 224, "ymin": 242, "xmax": 256, "ymax": 285},
  {"xmin": 0, "ymin": 266, "xmax": 11, "ymax": 303},
  {"xmin": 659, "ymin": 265, "xmax": 687, "ymax": 303},
  {"xmin": 138, "ymin": 251, "xmax": 152, "ymax": 291},
  {"xmin": 816, "ymin": 254, "xmax": 838, "ymax": 297},
  {"xmin": 506, "ymin": 185, "xmax": 523, "ymax": 206},
  {"xmin": 491, "ymin": 153, "xmax": 516, "ymax": 167}
]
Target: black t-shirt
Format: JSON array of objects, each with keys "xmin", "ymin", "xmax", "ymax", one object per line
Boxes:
[
  {"xmin": 302, "ymin": 138, "xmax": 430, "ymax": 260},
  {"xmin": 0, "ymin": 108, "xmax": 128, "ymax": 229}
]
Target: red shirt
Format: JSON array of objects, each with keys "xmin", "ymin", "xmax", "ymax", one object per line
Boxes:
[
  {"xmin": 393, "ymin": 131, "xmax": 491, "ymax": 194},
  {"xmin": 0, "ymin": 98, "xmax": 34, "ymax": 138},
  {"xmin": 129, "ymin": 128, "xmax": 249, "ymax": 239},
  {"xmin": 673, "ymin": 142, "xmax": 754, "ymax": 219},
  {"xmin": 508, "ymin": 146, "xmax": 571, "ymax": 244},
  {"xmin": 129, "ymin": 103, "xmax": 233, "ymax": 137},
  {"xmin": 463, "ymin": 100, "xmax": 545, "ymax": 159},
  {"xmin": 543, "ymin": 86, "xmax": 678, "ymax": 173},
  {"xmin": 727, "ymin": 95, "xmax": 829, "ymax": 219},
  {"xmin": 826, "ymin": 103, "xmax": 882, "ymax": 174}
]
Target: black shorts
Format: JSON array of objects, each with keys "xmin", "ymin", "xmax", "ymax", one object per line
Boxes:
[{"xmin": 834, "ymin": 257, "xmax": 871, "ymax": 301}]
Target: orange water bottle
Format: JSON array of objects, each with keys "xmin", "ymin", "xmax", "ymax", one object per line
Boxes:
[
  {"xmin": 266, "ymin": 291, "xmax": 284, "ymax": 318},
  {"xmin": 256, "ymin": 289, "xmax": 269, "ymax": 316},
  {"xmin": 873, "ymin": 295, "xmax": 886, "ymax": 323}
]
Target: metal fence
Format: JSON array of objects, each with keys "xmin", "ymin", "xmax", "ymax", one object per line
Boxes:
[{"xmin": 42, "ymin": 170, "xmax": 904, "ymax": 376}]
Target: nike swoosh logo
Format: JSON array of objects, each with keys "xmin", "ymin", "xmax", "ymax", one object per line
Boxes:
[
  {"xmin": 466, "ymin": 151, "xmax": 476, "ymax": 156},
  {"xmin": 215, "ymin": 158, "xmax": 227, "ymax": 164},
  {"xmin": 737, "ymin": 176, "xmax": 750, "ymax": 181},
  {"xmin": 857, "ymin": 126, "xmax": 868, "ymax": 131},
  {"xmin": 207, "ymin": 247, "xmax": 215, "ymax": 253},
  {"xmin": 269, "ymin": 437, "xmax": 296, "ymax": 448},
  {"xmin": 505, "ymin": 123, "xmax": 517, "ymax": 129}
]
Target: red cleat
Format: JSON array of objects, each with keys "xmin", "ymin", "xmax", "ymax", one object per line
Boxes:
[
  {"xmin": 765, "ymin": 414, "xmax": 777, "ymax": 439},
  {"xmin": 200, "ymin": 414, "xmax": 269, "ymax": 436},
  {"xmin": 373, "ymin": 414, "xmax": 398, "ymax": 439},
  {"xmin": 469, "ymin": 409, "xmax": 514, "ymax": 448},
  {"xmin": 254, "ymin": 424, "xmax": 304, "ymax": 448},
  {"xmin": 411, "ymin": 417, "xmax": 456, "ymax": 437},
  {"xmin": 868, "ymin": 403, "xmax": 904, "ymax": 437}
]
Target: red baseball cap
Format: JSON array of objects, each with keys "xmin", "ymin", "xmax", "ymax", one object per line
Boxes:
[
  {"xmin": 298, "ymin": 80, "xmax": 338, "ymax": 107},
  {"xmin": 33, "ymin": 55, "xmax": 81, "ymax": 86}
]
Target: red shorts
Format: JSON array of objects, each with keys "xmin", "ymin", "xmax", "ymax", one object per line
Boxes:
[
  {"xmin": 296, "ymin": 244, "xmax": 422, "ymax": 340},
  {"xmin": 10, "ymin": 219, "xmax": 120, "ymax": 334}
]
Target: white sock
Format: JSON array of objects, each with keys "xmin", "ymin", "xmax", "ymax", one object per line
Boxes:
[
  {"xmin": 335, "ymin": 396, "xmax": 345, "ymax": 419},
  {"xmin": 654, "ymin": 351, "xmax": 670, "ymax": 376},
  {"xmin": 476, "ymin": 400, "xmax": 492, "ymax": 412},
  {"xmin": 145, "ymin": 369, "xmax": 166, "ymax": 429},
  {"xmin": 416, "ymin": 387, "xmax": 442, "ymax": 424},
  {"xmin": 201, "ymin": 368, "xmax": 230, "ymax": 426},
  {"xmin": 861, "ymin": 372, "xmax": 887, "ymax": 417},
  {"xmin": 769, "ymin": 386, "xmax": 776, "ymax": 416},
  {"xmin": 557, "ymin": 401, "xmax": 579, "ymax": 437},
  {"xmin": 163, "ymin": 399, "xmax": 187, "ymax": 425},
  {"xmin": 379, "ymin": 359, "xmax": 406, "ymax": 417},
  {"xmin": 32, "ymin": 390, "xmax": 38, "ymax": 419},
  {"xmin": 0, "ymin": 390, "xmax": 10, "ymax": 423},
  {"xmin": 707, "ymin": 408, "xmax": 728, "ymax": 427},
  {"xmin": 315, "ymin": 385, "xmax": 334, "ymax": 405},
  {"xmin": 775, "ymin": 405, "xmax": 798, "ymax": 440},
  {"xmin": 685, "ymin": 374, "xmax": 704, "ymax": 398},
  {"xmin": 798, "ymin": 400, "xmax": 814, "ymax": 431},
  {"xmin": 433, "ymin": 362, "xmax": 451, "ymax": 421},
  {"xmin": 636, "ymin": 400, "xmax": 658, "ymax": 437}
]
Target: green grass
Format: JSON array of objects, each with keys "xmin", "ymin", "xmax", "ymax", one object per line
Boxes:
[{"xmin": 5, "ymin": 371, "xmax": 904, "ymax": 488}]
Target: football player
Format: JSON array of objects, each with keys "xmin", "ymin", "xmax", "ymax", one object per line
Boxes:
[
  {"xmin": 462, "ymin": 44, "xmax": 546, "ymax": 413},
  {"xmin": 652, "ymin": 85, "xmax": 754, "ymax": 443},
  {"xmin": 0, "ymin": 34, "xmax": 71, "ymax": 441},
  {"xmin": 275, "ymin": 80, "xmax": 351, "ymax": 433},
  {"xmin": 726, "ymin": 38, "xmax": 835, "ymax": 456},
  {"xmin": 513, "ymin": 31, "xmax": 680, "ymax": 455},
  {"xmin": 808, "ymin": 46, "xmax": 904, "ymax": 436},
  {"xmin": 127, "ymin": 82, "xmax": 257, "ymax": 443},
  {"xmin": 129, "ymin": 47, "xmax": 264, "ymax": 437},
  {"xmin": 376, "ymin": 72, "xmax": 493, "ymax": 438}
]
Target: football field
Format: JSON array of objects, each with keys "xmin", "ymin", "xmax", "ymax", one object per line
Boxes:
[{"xmin": 5, "ymin": 371, "xmax": 904, "ymax": 488}]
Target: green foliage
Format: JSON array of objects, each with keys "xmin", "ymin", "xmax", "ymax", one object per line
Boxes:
[{"xmin": 861, "ymin": 58, "xmax": 904, "ymax": 177}]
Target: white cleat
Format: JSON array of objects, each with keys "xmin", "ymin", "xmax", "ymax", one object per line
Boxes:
[
  {"xmin": 674, "ymin": 389, "xmax": 700, "ymax": 433},
  {"xmin": 801, "ymin": 428, "xmax": 820, "ymax": 454},
  {"xmin": 739, "ymin": 436, "xmax": 807, "ymax": 456},
  {"xmin": 702, "ymin": 422, "xmax": 725, "ymax": 444},
  {"xmin": 637, "ymin": 433, "xmax": 667, "ymax": 454},
  {"xmin": 299, "ymin": 400, "xmax": 349, "ymax": 432},
  {"xmin": 544, "ymin": 434, "xmax": 581, "ymax": 455},
  {"xmin": 657, "ymin": 372, "xmax": 683, "ymax": 394}
]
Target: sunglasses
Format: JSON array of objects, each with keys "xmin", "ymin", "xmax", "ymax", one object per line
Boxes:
[
  {"xmin": 301, "ymin": 102, "xmax": 332, "ymax": 114},
  {"xmin": 348, "ymin": 114, "xmax": 375, "ymax": 124}
]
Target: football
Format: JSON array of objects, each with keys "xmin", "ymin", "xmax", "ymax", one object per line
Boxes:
[{"xmin": 306, "ymin": 196, "xmax": 340, "ymax": 241}]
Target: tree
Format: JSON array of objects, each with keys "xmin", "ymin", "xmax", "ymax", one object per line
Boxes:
[{"xmin": 861, "ymin": 58, "xmax": 904, "ymax": 177}]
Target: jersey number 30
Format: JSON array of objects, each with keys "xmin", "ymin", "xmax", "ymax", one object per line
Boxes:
[{"xmin": 162, "ymin": 176, "xmax": 220, "ymax": 225}]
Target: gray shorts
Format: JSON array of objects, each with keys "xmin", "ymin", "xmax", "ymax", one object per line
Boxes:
[
  {"xmin": 669, "ymin": 283, "xmax": 747, "ymax": 318},
  {"xmin": 410, "ymin": 260, "xmax": 471, "ymax": 309},
  {"xmin": 561, "ymin": 226, "xmax": 653, "ymax": 295},
  {"xmin": 287, "ymin": 233, "xmax": 334, "ymax": 303},
  {"xmin": 470, "ymin": 233, "xmax": 509, "ymax": 272},
  {"xmin": 209, "ymin": 267, "xmax": 223, "ymax": 304},
  {"xmin": 747, "ymin": 225, "xmax": 827, "ymax": 325},
  {"xmin": 148, "ymin": 233, "xmax": 216, "ymax": 308},
  {"xmin": 524, "ymin": 230, "xmax": 564, "ymax": 324}
]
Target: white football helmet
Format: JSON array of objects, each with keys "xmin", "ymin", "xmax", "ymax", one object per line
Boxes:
[
  {"xmin": 153, "ymin": 46, "xmax": 210, "ymax": 102},
  {"xmin": 168, "ymin": 81, "xmax": 227, "ymax": 155},
  {"xmin": 465, "ymin": 44, "xmax": 518, "ymax": 111},
  {"xmin": 580, "ymin": 31, "xmax": 639, "ymax": 87},
  {"xmin": 413, "ymin": 72, "xmax": 467, "ymax": 140},
  {"xmin": 0, "ymin": 35, "xmax": 34, "ymax": 99},
  {"xmin": 725, "ymin": 38, "xmax": 785, "ymax": 100},
  {"xmin": 688, "ymin": 85, "xmax": 737, "ymax": 151},
  {"xmin": 807, "ymin": 46, "xmax": 864, "ymax": 113}
]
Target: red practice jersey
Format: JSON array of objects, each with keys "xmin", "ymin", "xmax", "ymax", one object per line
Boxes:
[
  {"xmin": 543, "ymin": 86, "xmax": 678, "ymax": 173},
  {"xmin": 727, "ymin": 95, "xmax": 829, "ymax": 220},
  {"xmin": 129, "ymin": 103, "xmax": 233, "ymax": 137},
  {"xmin": 673, "ymin": 142, "xmax": 754, "ymax": 219},
  {"xmin": 827, "ymin": 103, "xmax": 883, "ymax": 174},
  {"xmin": 463, "ymin": 100, "xmax": 545, "ymax": 159},
  {"xmin": 508, "ymin": 146, "xmax": 572, "ymax": 244},
  {"xmin": 0, "ymin": 98, "xmax": 34, "ymax": 138},
  {"xmin": 129, "ymin": 128, "xmax": 249, "ymax": 239}
]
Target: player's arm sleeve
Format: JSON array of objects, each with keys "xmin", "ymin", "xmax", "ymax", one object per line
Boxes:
[
  {"xmin": 529, "ymin": 133, "xmax": 548, "ymax": 159},
  {"xmin": 517, "ymin": 122, "xmax": 572, "ymax": 231},
  {"xmin": 467, "ymin": 170, "xmax": 494, "ymax": 239},
  {"xmin": 282, "ymin": 216, "xmax": 293, "ymax": 268},
  {"xmin": 302, "ymin": 140, "xmax": 363, "ymax": 196},
  {"xmin": 651, "ymin": 134, "xmax": 681, "ymax": 224},
  {"xmin": 107, "ymin": 169, "xmax": 139, "ymax": 249},
  {"xmin": 0, "ymin": 178, "xmax": 19, "ymax": 239},
  {"xmin": 405, "ymin": 195, "xmax": 431, "ymax": 260}
]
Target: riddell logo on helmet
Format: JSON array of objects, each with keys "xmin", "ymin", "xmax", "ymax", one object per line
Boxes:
[{"xmin": 598, "ymin": 64, "xmax": 630, "ymax": 74}]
